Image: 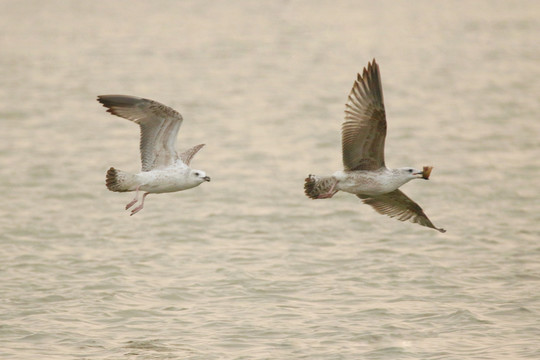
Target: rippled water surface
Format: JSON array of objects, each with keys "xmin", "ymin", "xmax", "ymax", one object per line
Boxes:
[{"xmin": 1, "ymin": 1, "xmax": 539, "ymax": 359}]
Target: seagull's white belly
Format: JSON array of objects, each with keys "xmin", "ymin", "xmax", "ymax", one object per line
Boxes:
[
  {"xmin": 334, "ymin": 170, "xmax": 400, "ymax": 196},
  {"xmin": 135, "ymin": 167, "xmax": 197, "ymax": 193},
  {"xmin": 338, "ymin": 178, "xmax": 394, "ymax": 196}
]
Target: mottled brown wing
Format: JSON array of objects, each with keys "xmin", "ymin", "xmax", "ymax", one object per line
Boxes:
[
  {"xmin": 98, "ymin": 95, "xmax": 183, "ymax": 171},
  {"xmin": 357, "ymin": 190, "xmax": 446, "ymax": 233},
  {"xmin": 342, "ymin": 59, "xmax": 387, "ymax": 171}
]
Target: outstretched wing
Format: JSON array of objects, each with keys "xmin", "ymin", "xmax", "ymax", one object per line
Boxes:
[
  {"xmin": 179, "ymin": 144, "xmax": 205, "ymax": 166},
  {"xmin": 358, "ymin": 190, "xmax": 446, "ymax": 232},
  {"xmin": 98, "ymin": 95, "xmax": 183, "ymax": 171},
  {"xmin": 342, "ymin": 59, "xmax": 387, "ymax": 171}
]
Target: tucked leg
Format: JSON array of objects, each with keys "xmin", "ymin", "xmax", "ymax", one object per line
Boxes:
[
  {"xmin": 125, "ymin": 186, "xmax": 140, "ymax": 210},
  {"xmin": 130, "ymin": 192, "xmax": 149, "ymax": 216},
  {"xmin": 317, "ymin": 180, "xmax": 338, "ymax": 199}
]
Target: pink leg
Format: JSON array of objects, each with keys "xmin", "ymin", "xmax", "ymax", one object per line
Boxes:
[
  {"xmin": 125, "ymin": 186, "xmax": 140, "ymax": 210},
  {"xmin": 317, "ymin": 181, "xmax": 338, "ymax": 199},
  {"xmin": 130, "ymin": 192, "xmax": 149, "ymax": 216}
]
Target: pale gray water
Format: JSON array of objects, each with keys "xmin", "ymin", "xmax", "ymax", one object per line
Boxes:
[{"xmin": 1, "ymin": 0, "xmax": 539, "ymax": 359}]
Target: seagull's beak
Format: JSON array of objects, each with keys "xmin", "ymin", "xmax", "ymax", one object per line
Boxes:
[
  {"xmin": 413, "ymin": 171, "xmax": 428, "ymax": 179},
  {"xmin": 203, "ymin": 176, "xmax": 211, "ymax": 182}
]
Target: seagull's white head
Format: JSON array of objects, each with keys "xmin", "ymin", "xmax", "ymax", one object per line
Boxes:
[
  {"xmin": 190, "ymin": 169, "xmax": 211, "ymax": 184},
  {"xmin": 398, "ymin": 167, "xmax": 426, "ymax": 181}
]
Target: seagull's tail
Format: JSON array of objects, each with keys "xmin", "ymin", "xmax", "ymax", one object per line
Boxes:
[
  {"xmin": 304, "ymin": 174, "xmax": 336, "ymax": 199},
  {"xmin": 106, "ymin": 167, "xmax": 137, "ymax": 192}
]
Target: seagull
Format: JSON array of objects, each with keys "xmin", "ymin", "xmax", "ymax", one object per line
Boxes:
[
  {"xmin": 97, "ymin": 95, "xmax": 210, "ymax": 216},
  {"xmin": 304, "ymin": 60, "xmax": 445, "ymax": 233}
]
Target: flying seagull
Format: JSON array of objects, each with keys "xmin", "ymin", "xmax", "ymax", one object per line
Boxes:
[
  {"xmin": 97, "ymin": 95, "xmax": 210, "ymax": 216},
  {"xmin": 304, "ymin": 60, "xmax": 445, "ymax": 232}
]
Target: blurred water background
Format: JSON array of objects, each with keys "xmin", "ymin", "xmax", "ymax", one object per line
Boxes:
[{"xmin": 1, "ymin": 0, "xmax": 539, "ymax": 359}]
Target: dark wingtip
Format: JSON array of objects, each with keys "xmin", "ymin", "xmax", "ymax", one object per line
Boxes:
[
  {"xmin": 367, "ymin": 58, "xmax": 378, "ymax": 71},
  {"xmin": 96, "ymin": 95, "xmax": 112, "ymax": 112},
  {"xmin": 96, "ymin": 95, "xmax": 106, "ymax": 105},
  {"xmin": 96, "ymin": 95, "xmax": 131, "ymax": 116}
]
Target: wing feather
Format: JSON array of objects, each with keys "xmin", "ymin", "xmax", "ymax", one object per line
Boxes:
[
  {"xmin": 97, "ymin": 95, "xmax": 184, "ymax": 171},
  {"xmin": 342, "ymin": 59, "xmax": 387, "ymax": 171},
  {"xmin": 179, "ymin": 144, "xmax": 205, "ymax": 166},
  {"xmin": 358, "ymin": 190, "xmax": 446, "ymax": 233}
]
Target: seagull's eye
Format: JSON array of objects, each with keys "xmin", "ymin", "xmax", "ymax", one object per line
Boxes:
[
  {"xmin": 408, "ymin": 169, "xmax": 413, "ymax": 173},
  {"xmin": 194, "ymin": 172, "xmax": 200, "ymax": 176}
]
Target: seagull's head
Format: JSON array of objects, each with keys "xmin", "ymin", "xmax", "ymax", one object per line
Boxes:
[
  {"xmin": 190, "ymin": 169, "xmax": 211, "ymax": 184},
  {"xmin": 399, "ymin": 167, "xmax": 426, "ymax": 180}
]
